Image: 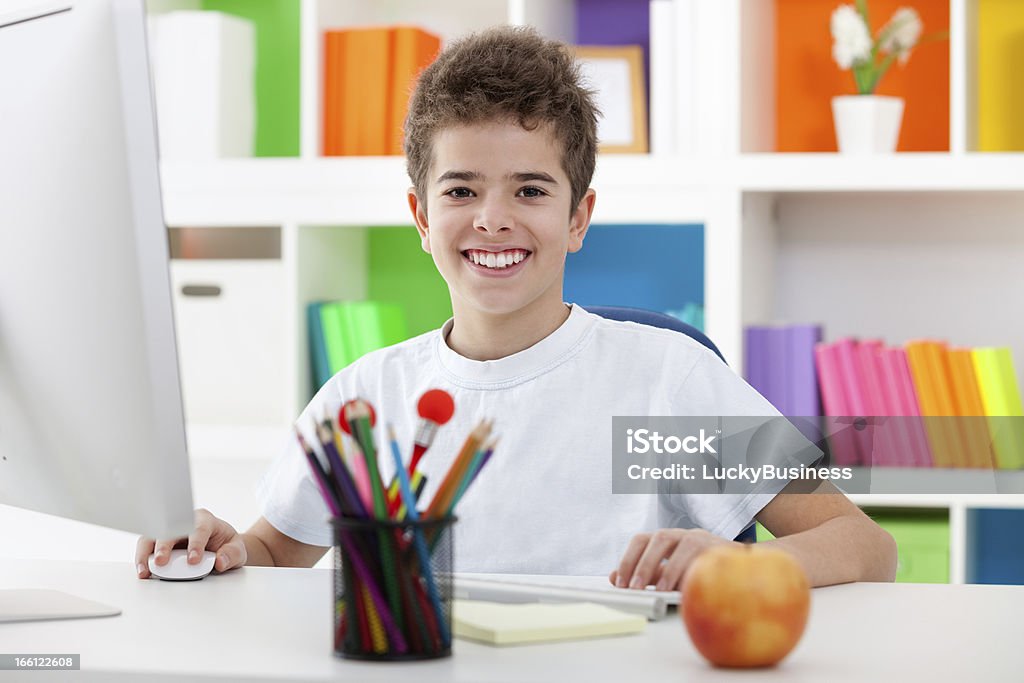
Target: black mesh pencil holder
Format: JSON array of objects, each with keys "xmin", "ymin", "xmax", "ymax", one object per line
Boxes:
[{"xmin": 330, "ymin": 515, "xmax": 456, "ymax": 661}]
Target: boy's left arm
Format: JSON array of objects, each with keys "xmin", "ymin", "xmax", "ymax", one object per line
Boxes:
[{"xmin": 611, "ymin": 480, "xmax": 897, "ymax": 590}]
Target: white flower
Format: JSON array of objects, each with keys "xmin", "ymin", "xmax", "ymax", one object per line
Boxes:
[
  {"xmin": 880, "ymin": 8, "xmax": 923, "ymax": 64},
  {"xmin": 831, "ymin": 5, "xmax": 872, "ymax": 69}
]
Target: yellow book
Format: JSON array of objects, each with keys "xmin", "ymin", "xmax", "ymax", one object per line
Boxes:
[
  {"xmin": 972, "ymin": 348, "xmax": 1024, "ymax": 469},
  {"xmin": 453, "ymin": 600, "xmax": 646, "ymax": 646},
  {"xmin": 978, "ymin": 0, "xmax": 1024, "ymax": 151}
]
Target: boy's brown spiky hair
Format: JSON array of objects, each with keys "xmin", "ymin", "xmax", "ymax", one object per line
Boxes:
[{"xmin": 404, "ymin": 25, "xmax": 599, "ymax": 216}]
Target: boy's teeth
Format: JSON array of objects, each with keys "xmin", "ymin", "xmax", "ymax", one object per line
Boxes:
[{"xmin": 467, "ymin": 249, "xmax": 527, "ymax": 269}]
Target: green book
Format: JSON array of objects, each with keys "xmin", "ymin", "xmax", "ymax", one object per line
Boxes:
[
  {"xmin": 319, "ymin": 301, "xmax": 408, "ymax": 374},
  {"xmin": 307, "ymin": 301, "xmax": 332, "ymax": 389},
  {"xmin": 319, "ymin": 302, "xmax": 355, "ymax": 374},
  {"xmin": 348, "ymin": 302, "xmax": 407, "ymax": 358}
]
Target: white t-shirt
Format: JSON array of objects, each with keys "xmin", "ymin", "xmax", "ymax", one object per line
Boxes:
[{"xmin": 256, "ymin": 304, "xmax": 790, "ymax": 575}]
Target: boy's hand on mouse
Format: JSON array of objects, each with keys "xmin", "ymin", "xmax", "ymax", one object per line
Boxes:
[
  {"xmin": 609, "ymin": 529, "xmax": 737, "ymax": 592},
  {"xmin": 135, "ymin": 508, "xmax": 247, "ymax": 579}
]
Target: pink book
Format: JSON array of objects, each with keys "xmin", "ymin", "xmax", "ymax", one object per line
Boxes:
[
  {"xmin": 814, "ymin": 342, "xmax": 861, "ymax": 466},
  {"xmin": 834, "ymin": 338, "xmax": 874, "ymax": 465},
  {"xmin": 882, "ymin": 347, "xmax": 935, "ymax": 467},
  {"xmin": 857, "ymin": 340, "xmax": 906, "ymax": 466},
  {"xmin": 834, "ymin": 338, "xmax": 869, "ymax": 416}
]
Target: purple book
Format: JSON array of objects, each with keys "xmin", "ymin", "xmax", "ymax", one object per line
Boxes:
[
  {"xmin": 744, "ymin": 326, "xmax": 771, "ymax": 402},
  {"xmin": 576, "ymin": 0, "xmax": 651, "ymax": 65},
  {"xmin": 785, "ymin": 325, "xmax": 824, "ymax": 417},
  {"xmin": 576, "ymin": 0, "xmax": 651, "ymax": 110},
  {"xmin": 744, "ymin": 326, "xmax": 789, "ymax": 414},
  {"xmin": 785, "ymin": 325, "xmax": 825, "ymax": 446},
  {"xmin": 764, "ymin": 327, "xmax": 790, "ymax": 415}
]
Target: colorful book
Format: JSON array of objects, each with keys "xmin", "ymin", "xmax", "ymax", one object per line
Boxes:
[
  {"xmin": 833, "ymin": 338, "xmax": 874, "ymax": 465},
  {"xmin": 857, "ymin": 340, "xmax": 907, "ymax": 467},
  {"xmin": 764, "ymin": 327, "xmax": 789, "ymax": 414},
  {"xmin": 905, "ymin": 341, "xmax": 961, "ymax": 469},
  {"xmin": 346, "ymin": 302, "xmax": 408, "ymax": 359},
  {"xmin": 307, "ymin": 301, "xmax": 331, "ymax": 390},
  {"xmin": 323, "ymin": 31, "xmax": 343, "ymax": 155},
  {"xmin": 814, "ymin": 342, "xmax": 860, "ymax": 466},
  {"xmin": 340, "ymin": 27, "xmax": 392, "ymax": 155},
  {"xmin": 784, "ymin": 325, "xmax": 823, "ymax": 417},
  {"xmin": 881, "ymin": 347, "xmax": 934, "ymax": 467},
  {"xmin": 972, "ymin": 348, "xmax": 1024, "ymax": 469},
  {"xmin": 319, "ymin": 302, "xmax": 355, "ymax": 374},
  {"xmin": 323, "ymin": 26, "xmax": 441, "ymax": 156},
  {"xmin": 784, "ymin": 325, "xmax": 824, "ymax": 444},
  {"xmin": 948, "ymin": 348, "xmax": 997, "ymax": 469},
  {"xmin": 389, "ymin": 26, "xmax": 441, "ymax": 154},
  {"xmin": 744, "ymin": 326, "xmax": 771, "ymax": 402},
  {"xmin": 922, "ymin": 341, "xmax": 973, "ymax": 468},
  {"xmin": 315, "ymin": 301, "xmax": 409, "ymax": 383}
]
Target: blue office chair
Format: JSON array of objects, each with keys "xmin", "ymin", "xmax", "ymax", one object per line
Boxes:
[{"xmin": 585, "ymin": 305, "xmax": 758, "ymax": 544}]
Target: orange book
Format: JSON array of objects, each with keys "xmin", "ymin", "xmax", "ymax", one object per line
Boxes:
[
  {"xmin": 389, "ymin": 27, "xmax": 441, "ymax": 154},
  {"xmin": 340, "ymin": 27, "xmax": 392, "ymax": 155},
  {"xmin": 948, "ymin": 348, "xmax": 998, "ymax": 469},
  {"xmin": 323, "ymin": 31, "xmax": 344, "ymax": 156},
  {"xmin": 905, "ymin": 341, "xmax": 962, "ymax": 468}
]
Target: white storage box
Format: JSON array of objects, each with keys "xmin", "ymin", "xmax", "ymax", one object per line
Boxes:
[
  {"xmin": 147, "ymin": 11, "xmax": 255, "ymax": 159},
  {"xmin": 170, "ymin": 260, "xmax": 287, "ymax": 426}
]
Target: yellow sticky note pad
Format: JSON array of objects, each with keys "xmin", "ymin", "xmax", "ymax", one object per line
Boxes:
[{"xmin": 453, "ymin": 600, "xmax": 646, "ymax": 646}]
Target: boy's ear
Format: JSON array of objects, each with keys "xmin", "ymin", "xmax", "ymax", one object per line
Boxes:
[
  {"xmin": 567, "ymin": 188, "xmax": 597, "ymax": 254},
  {"xmin": 407, "ymin": 187, "xmax": 431, "ymax": 253}
]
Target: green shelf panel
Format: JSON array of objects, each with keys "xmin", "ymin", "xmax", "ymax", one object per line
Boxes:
[
  {"xmin": 756, "ymin": 508, "xmax": 949, "ymax": 584},
  {"xmin": 367, "ymin": 227, "xmax": 452, "ymax": 338}
]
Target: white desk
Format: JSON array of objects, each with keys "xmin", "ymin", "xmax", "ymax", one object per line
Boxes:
[{"xmin": 0, "ymin": 559, "xmax": 1018, "ymax": 682}]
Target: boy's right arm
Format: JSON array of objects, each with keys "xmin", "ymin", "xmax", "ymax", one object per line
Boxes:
[{"xmin": 134, "ymin": 508, "xmax": 329, "ymax": 578}]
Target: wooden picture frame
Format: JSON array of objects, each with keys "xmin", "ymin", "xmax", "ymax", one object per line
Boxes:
[{"xmin": 572, "ymin": 45, "xmax": 648, "ymax": 154}]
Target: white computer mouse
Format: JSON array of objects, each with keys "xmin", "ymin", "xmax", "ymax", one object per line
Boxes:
[{"xmin": 147, "ymin": 549, "xmax": 216, "ymax": 581}]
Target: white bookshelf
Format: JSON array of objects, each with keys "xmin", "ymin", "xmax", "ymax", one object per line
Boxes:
[{"xmin": 151, "ymin": 0, "xmax": 1024, "ymax": 584}]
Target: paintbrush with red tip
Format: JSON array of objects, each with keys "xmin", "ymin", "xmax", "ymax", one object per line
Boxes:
[{"xmin": 385, "ymin": 389, "xmax": 454, "ymax": 515}]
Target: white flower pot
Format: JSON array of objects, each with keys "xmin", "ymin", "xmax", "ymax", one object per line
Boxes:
[{"xmin": 831, "ymin": 95, "xmax": 905, "ymax": 154}]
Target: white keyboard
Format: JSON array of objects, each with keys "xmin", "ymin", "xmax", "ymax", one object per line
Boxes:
[{"xmin": 452, "ymin": 573, "xmax": 681, "ymax": 621}]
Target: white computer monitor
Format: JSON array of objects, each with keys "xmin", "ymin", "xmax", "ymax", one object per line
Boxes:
[{"xmin": 0, "ymin": 0, "xmax": 194, "ymax": 612}]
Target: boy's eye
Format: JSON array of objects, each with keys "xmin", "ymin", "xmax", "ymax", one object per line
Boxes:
[
  {"xmin": 444, "ymin": 187, "xmax": 474, "ymax": 199},
  {"xmin": 518, "ymin": 186, "xmax": 547, "ymax": 198}
]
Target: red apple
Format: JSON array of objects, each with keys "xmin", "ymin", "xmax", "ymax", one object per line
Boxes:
[{"xmin": 681, "ymin": 544, "xmax": 810, "ymax": 668}]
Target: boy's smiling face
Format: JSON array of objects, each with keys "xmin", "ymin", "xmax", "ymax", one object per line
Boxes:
[{"xmin": 409, "ymin": 120, "xmax": 595, "ymax": 323}]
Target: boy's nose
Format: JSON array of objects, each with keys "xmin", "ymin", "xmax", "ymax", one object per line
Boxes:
[{"xmin": 473, "ymin": 199, "xmax": 514, "ymax": 234}]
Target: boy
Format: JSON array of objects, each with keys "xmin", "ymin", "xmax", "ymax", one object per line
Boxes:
[{"xmin": 137, "ymin": 26, "xmax": 896, "ymax": 589}]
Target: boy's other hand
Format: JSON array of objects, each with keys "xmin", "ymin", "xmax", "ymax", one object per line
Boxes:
[
  {"xmin": 610, "ymin": 529, "xmax": 737, "ymax": 592},
  {"xmin": 134, "ymin": 508, "xmax": 247, "ymax": 579}
]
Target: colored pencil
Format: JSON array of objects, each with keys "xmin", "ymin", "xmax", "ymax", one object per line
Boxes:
[
  {"xmin": 387, "ymin": 423, "xmax": 451, "ymax": 646},
  {"xmin": 451, "ymin": 438, "xmax": 497, "ymax": 512},
  {"xmin": 426, "ymin": 420, "xmax": 491, "ymax": 519},
  {"xmin": 345, "ymin": 400, "xmax": 404, "ymax": 634}
]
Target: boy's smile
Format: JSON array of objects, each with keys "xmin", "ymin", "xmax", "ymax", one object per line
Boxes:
[
  {"xmin": 408, "ymin": 120, "xmax": 596, "ymax": 358},
  {"xmin": 461, "ymin": 247, "xmax": 531, "ymax": 276}
]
